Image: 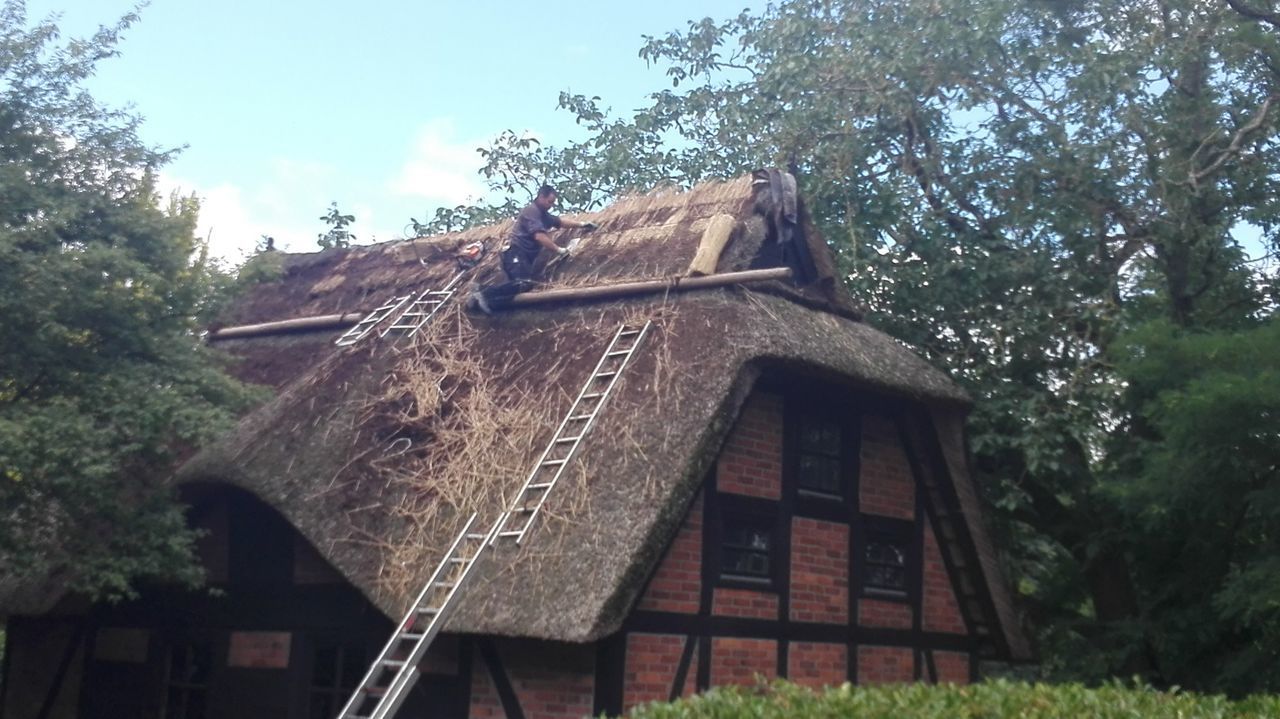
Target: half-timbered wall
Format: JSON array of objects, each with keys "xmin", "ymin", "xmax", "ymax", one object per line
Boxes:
[
  {"xmin": 469, "ymin": 639, "xmax": 594, "ymax": 719},
  {"xmin": 1, "ymin": 487, "xmax": 470, "ymax": 719},
  {"xmin": 613, "ymin": 384, "xmax": 976, "ymax": 714}
]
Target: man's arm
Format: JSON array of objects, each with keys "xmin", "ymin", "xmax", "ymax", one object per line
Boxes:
[
  {"xmin": 533, "ymin": 230, "xmax": 560, "ymax": 253},
  {"xmin": 534, "ymin": 219, "xmax": 597, "ymax": 253},
  {"xmin": 545, "ymin": 211, "xmax": 595, "ymax": 231}
]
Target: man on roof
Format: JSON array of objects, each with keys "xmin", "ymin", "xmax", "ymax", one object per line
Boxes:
[{"xmin": 468, "ymin": 184, "xmax": 596, "ymax": 314}]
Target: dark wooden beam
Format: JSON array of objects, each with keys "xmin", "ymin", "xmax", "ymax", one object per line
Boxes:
[
  {"xmin": 36, "ymin": 621, "xmax": 86, "ymax": 719},
  {"xmin": 624, "ymin": 611, "xmax": 976, "ymax": 652}
]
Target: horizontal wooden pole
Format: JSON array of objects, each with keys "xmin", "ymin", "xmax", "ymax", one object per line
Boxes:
[
  {"xmin": 508, "ymin": 266, "xmax": 793, "ymax": 307},
  {"xmin": 206, "ymin": 267, "xmax": 794, "ymax": 340},
  {"xmin": 207, "ymin": 312, "xmax": 365, "ymax": 341}
]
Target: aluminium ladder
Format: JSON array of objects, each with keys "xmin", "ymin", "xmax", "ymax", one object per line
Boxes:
[
  {"xmin": 335, "ymin": 321, "xmax": 651, "ymax": 719},
  {"xmin": 379, "ymin": 272, "xmax": 466, "ymax": 340},
  {"xmin": 335, "ymin": 294, "xmax": 414, "ymax": 347},
  {"xmin": 492, "ymin": 320, "xmax": 652, "ymax": 544},
  {"xmin": 334, "ymin": 513, "xmax": 499, "ymax": 719},
  {"xmin": 335, "ymin": 273, "xmax": 466, "ymax": 348}
]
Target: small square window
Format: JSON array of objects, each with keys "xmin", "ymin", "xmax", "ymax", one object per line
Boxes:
[
  {"xmin": 309, "ymin": 639, "xmax": 366, "ymax": 719},
  {"xmin": 796, "ymin": 413, "xmax": 844, "ymax": 497},
  {"xmin": 798, "ymin": 455, "xmax": 842, "ymax": 495},
  {"xmin": 721, "ymin": 515, "xmax": 774, "ymax": 582},
  {"xmin": 861, "ymin": 518, "xmax": 913, "ymax": 598},
  {"xmin": 865, "ymin": 540, "xmax": 907, "ymax": 593},
  {"xmin": 163, "ymin": 641, "xmax": 212, "ymax": 719}
]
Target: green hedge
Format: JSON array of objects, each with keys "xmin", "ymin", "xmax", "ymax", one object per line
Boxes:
[{"xmin": 620, "ymin": 679, "xmax": 1280, "ymax": 718}]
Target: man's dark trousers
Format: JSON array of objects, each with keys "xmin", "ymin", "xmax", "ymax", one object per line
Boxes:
[{"xmin": 480, "ymin": 245, "xmax": 537, "ymax": 308}]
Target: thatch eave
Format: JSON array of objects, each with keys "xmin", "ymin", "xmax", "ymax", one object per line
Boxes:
[{"xmin": 172, "ymin": 291, "xmax": 974, "ymax": 642}]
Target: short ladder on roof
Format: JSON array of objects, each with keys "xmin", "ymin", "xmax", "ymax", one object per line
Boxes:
[
  {"xmin": 492, "ymin": 320, "xmax": 652, "ymax": 545},
  {"xmin": 379, "ymin": 272, "xmax": 466, "ymax": 340},
  {"xmin": 335, "ymin": 294, "xmax": 414, "ymax": 347},
  {"xmin": 333, "ymin": 321, "xmax": 651, "ymax": 719},
  {"xmin": 334, "ymin": 513, "xmax": 500, "ymax": 719}
]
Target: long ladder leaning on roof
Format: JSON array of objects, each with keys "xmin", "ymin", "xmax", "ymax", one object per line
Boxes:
[
  {"xmin": 492, "ymin": 321, "xmax": 652, "ymax": 544},
  {"xmin": 334, "ymin": 320, "xmax": 653, "ymax": 719},
  {"xmin": 334, "ymin": 271, "xmax": 466, "ymax": 347}
]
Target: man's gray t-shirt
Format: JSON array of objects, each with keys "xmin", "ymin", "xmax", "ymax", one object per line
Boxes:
[{"xmin": 508, "ymin": 202, "xmax": 561, "ymax": 254}]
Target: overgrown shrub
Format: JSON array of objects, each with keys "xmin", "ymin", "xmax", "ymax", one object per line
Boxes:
[{"xmin": 620, "ymin": 679, "xmax": 1280, "ymax": 718}]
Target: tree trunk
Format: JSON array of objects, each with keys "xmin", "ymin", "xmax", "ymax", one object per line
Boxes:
[{"xmin": 1083, "ymin": 548, "xmax": 1154, "ymax": 676}]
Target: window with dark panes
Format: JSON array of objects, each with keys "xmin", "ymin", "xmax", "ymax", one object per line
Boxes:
[
  {"xmin": 862, "ymin": 520, "xmax": 912, "ymax": 596},
  {"xmin": 163, "ymin": 641, "xmax": 212, "ymax": 719},
  {"xmin": 308, "ymin": 639, "xmax": 367, "ymax": 719},
  {"xmin": 866, "ymin": 540, "xmax": 907, "ymax": 593},
  {"xmin": 721, "ymin": 514, "xmax": 774, "ymax": 581},
  {"xmin": 796, "ymin": 412, "xmax": 844, "ymax": 497}
]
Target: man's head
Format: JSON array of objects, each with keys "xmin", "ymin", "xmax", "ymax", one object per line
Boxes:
[{"xmin": 535, "ymin": 184, "xmax": 558, "ymax": 210}]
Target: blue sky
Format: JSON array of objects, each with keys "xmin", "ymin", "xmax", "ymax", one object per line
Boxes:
[{"xmin": 26, "ymin": 0, "xmax": 757, "ymax": 260}]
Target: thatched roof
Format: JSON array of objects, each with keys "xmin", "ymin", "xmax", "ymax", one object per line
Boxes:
[
  {"xmin": 3, "ymin": 174, "xmax": 1029, "ymax": 660},
  {"xmin": 183, "ymin": 291, "xmax": 971, "ymax": 633},
  {"xmin": 212, "ymin": 176, "xmax": 857, "ymax": 333}
]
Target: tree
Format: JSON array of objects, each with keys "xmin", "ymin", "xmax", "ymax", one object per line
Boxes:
[
  {"xmin": 409, "ymin": 200, "xmax": 515, "ymax": 238},
  {"xmin": 425, "ymin": 0, "xmax": 1280, "ymax": 691},
  {"xmin": 0, "ymin": 1, "xmax": 255, "ymax": 601},
  {"xmin": 317, "ymin": 201, "xmax": 356, "ymax": 249},
  {"xmin": 1109, "ymin": 320, "xmax": 1280, "ymax": 694}
]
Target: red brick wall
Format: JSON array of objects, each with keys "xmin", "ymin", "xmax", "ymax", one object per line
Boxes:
[
  {"xmin": 637, "ymin": 491, "xmax": 703, "ymax": 614},
  {"xmin": 622, "ymin": 387, "xmax": 981, "ymax": 705},
  {"xmin": 933, "ymin": 650, "xmax": 970, "ymax": 684},
  {"xmin": 857, "ymin": 645, "xmax": 914, "ymax": 684},
  {"xmin": 712, "ymin": 587, "xmax": 780, "ymax": 619},
  {"xmin": 787, "ymin": 642, "xmax": 847, "ymax": 689},
  {"xmin": 922, "ymin": 525, "xmax": 967, "ymax": 634},
  {"xmin": 858, "ymin": 598, "xmax": 913, "ymax": 629},
  {"xmin": 716, "ymin": 392, "xmax": 783, "ymax": 499},
  {"xmin": 469, "ymin": 641, "xmax": 594, "ymax": 719},
  {"xmin": 790, "ymin": 517, "xmax": 848, "ymax": 623},
  {"xmin": 710, "ymin": 638, "xmax": 777, "ymax": 686},
  {"xmin": 623, "ymin": 634, "xmax": 686, "ymax": 710},
  {"xmin": 860, "ymin": 414, "xmax": 914, "ymax": 519}
]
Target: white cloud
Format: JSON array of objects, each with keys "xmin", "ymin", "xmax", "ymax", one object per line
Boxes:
[
  {"xmin": 158, "ymin": 174, "xmax": 321, "ymax": 262},
  {"xmin": 186, "ymin": 182, "xmax": 264, "ymax": 261},
  {"xmin": 156, "ymin": 176, "xmax": 262, "ymax": 260},
  {"xmin": 155, "ymin": 119, "xmax": 499, "ymax": 263},
  {"xmin": 160, "ymin": 158, "xmax": 373, "ymax": 261},
  {"xmin": 389, "ymin": 119, "xmax": 488, "ymax": 207}
]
